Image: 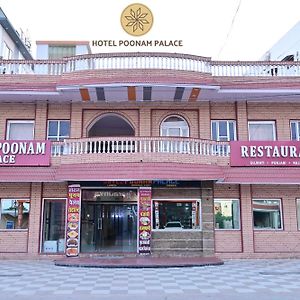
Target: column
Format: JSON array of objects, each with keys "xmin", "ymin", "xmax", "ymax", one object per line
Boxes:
[
  {"xmin": 199, "ymin": 102, "xmax": 210, "ymax": 139},
  {"xmin": 201, "ymin": 181, "xmax": 215, "ymax": 256},
  {"xmin": 70, "ymin": 103, "xmax": 82, "ymax": 138},
  {"xmin": 236, "ymin": 102, "xmax": 248, "ymax": 140},
  {"xmin": 240, "ymin": 184, "xmax": 254, "ymax": 254},
  {"xmin": 139, "ymin": 108, "xmax": 151, "ymax": 136},
  {"xmin": 27, "ymin": 183, "xmax": 43, "ymax": 254},
  {"xmin": 35, "ymin": 103, "xmax": 47, "ymax": 139}
]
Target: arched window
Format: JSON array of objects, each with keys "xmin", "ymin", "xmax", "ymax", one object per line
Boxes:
[
  {"xmin": 160, "ymin": 116, "xmax": 189, "ymax": 137},
  {"xmin": 88, "ymin": 114, "xmax": 135, "ymax": 137}
]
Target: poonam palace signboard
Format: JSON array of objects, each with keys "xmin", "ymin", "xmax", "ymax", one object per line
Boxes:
[
  {"xmin": 0, "ymin": 141, "xmax": 51, "ymax": 166},
  {"xmin": 230, "ymin": 141, "xmax": 300, "ymax": 167}
]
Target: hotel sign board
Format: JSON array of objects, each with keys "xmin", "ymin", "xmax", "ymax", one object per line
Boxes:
[
  {"xmin": 0, "ymin": 140, "xmax": 51, "ymax": 166},
  {"xmin": 230, "ymin": 141, "xmax": 300, "ymax": 167}
]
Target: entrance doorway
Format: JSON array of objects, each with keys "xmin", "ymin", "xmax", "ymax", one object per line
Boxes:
[{"xmin": 80, "ymin": 190, "xmax": 137, "ymax": 253}]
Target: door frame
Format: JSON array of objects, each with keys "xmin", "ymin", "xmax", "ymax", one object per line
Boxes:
[{"xmin": 80, "ymin": 187, "xmax": 139, "ymax": 253}]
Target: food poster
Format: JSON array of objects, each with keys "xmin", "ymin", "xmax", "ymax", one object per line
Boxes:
[
  {"xmin": 138, "ymin": 187, "xmax": 152, "ymax": 255},
  {"xmin": 66, "ymin": 184, "xmax": 81, "ymax": 257}
]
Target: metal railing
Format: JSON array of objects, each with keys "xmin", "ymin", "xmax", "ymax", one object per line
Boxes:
[
  {"xmin": 1, "ymin": 52, "xmax": 299, "ymax": 76},
  {"xmin": 51, "ymin": 136, "xmax": 230, "ymax": 157}
]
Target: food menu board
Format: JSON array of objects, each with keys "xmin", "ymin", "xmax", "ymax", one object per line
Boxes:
[
  {"xmin": 138, "ymin": 187, "xmax": 152, "ymax": 255},
  {"xmin": 65, "ymin": 184, "xmax": 81, "ymax": 257}
]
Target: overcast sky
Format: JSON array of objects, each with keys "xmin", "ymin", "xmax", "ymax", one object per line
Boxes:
[{"xmin": 1, "ymin": 0, "xmax": 300, "ymax": 60}]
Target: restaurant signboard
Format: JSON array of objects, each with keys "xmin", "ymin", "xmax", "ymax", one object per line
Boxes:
[
  {"xmin": 66, "ymin": 185, "xmax": 81, "ymax": 257},
  {"xmin": 138, "ymin": 187, "xmax": 152, "ymax": 255},
  {"xmin": 230, "ymin": 141, "xmax": 300, "ymax": 167}
]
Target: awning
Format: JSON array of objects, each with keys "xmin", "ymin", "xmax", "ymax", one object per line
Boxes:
[
  {"xmin": 0, "ymin": 167, "xmax": 57, "ymax": 182},
  {"xmin": 55, "ymin": 162, "xmax": 224, "ymax": 182},
  {"xmin": 3, "ymin": 163, "xmax": 300, "ymax": 185},
  {"xmin": 221, "ymin": 167, "xmax": 300, "ymax": 184}
]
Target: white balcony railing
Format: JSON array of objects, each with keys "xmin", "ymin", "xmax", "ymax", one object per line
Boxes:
[
  {"xmin": 1, "ymin": 53, "xmax": 300, "ymax": 76},
  {"xmin": 51, "ymin": 137, "xmax": 230, "ymax": 158}
]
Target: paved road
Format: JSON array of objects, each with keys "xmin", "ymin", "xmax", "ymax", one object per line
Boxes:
[{"xmin": 0, "ymin": 259, "xmax": 300, "ymax": 300}]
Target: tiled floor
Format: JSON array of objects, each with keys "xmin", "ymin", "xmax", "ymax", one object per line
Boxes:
[{"xmin": 0, "ymin": 259, "xmax": 300, "ymax": 299}]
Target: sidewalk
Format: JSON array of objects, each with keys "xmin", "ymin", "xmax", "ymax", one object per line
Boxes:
[
  {"xmin": 54, "ymin": 255, "xmax": 223, "ymax": 268},
  {"xmin": 1, "ymin": 259, "xmax": 300, "ymax": 300}
]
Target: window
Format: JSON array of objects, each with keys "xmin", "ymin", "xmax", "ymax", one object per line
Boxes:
[
  {"xmin": 153, "ymin": 200, "xmax": 200, "ymax": 230},
  {"xmin": 0, "ymin": 199, "xmax": 30, "ymax": 229},
  {"xmin": 2, "ymin": 42, "xmax": 12, "ymax": 59},
  {"xmin": 290, "ymin": 121, "xmax": 300, "ymax": 141},
  {"xmin": 6, "ymin": 121, "xmax": 34, "ymax": 140},
  {"xmin": 48, "ymin": 46, "xmax": 76, "ymax": 59},
  {"xmin": 253, "ymin": 199, "xmax": 282, "ymax": 230},
  {"xmin": 297, "ymin": 199, "xmax": 300, "ymax": 230},
  {"xmin": 42, "ymin": 199, "xmax": 66, "ymax": 253},
  {"xmin": 160, "ymin": 116, "xmax": 189, "ymax": 137},
  {"xmin": 47, "ymin": 120, "xmax": 70, "ymax": 141},
  {"xmin": 248, "ymin": 121, "xmax": 276, "ymax": 141},
  {"xmin": 211, "ymin": 120, "xmax": 236, "ymax": 141},
  {"xmin": 214, "ymin": 199, "xmax": 240, "ymax": 229}
]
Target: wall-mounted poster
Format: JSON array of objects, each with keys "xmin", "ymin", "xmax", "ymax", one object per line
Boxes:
[
  {"xmin": 138, "ymin": 187, "xmax": 152, "ymax": 255},
  {"xmin": 66, "ymin": 184, "xmax": 81, "ymax": 257}
]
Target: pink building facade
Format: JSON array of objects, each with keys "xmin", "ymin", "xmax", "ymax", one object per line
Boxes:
[{"xmin": 1, "ymin": 53, "xmax": 300, "ymax": 259}]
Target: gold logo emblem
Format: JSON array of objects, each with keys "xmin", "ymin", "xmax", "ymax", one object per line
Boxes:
[{"xmin": 121, "ymin": 3, "xmax": 153, "ymax": 36}]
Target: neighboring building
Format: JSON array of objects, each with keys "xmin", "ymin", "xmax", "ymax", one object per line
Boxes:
[
  {"xmin": 261, "ymin": 21, "xmax": 300, "ymax": 61},
  {"xmin": 36, "ymin": 41, "xmax": 91, "ymax": 59},
  {"xmin": 0, "ymin": 7, "xmax": 32, "ymax": 61},
  {"xmin": 1, "ymin": 52, "xmax": 300, "ymax": 259}
]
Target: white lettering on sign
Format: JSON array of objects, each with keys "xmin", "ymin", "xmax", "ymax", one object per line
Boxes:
[
  {"xmin": 0, "ymin": 155, "xmax": 15, "ymax": 164},
  {"xmin": 0, "ymin": 142, "xmax": 46, "ymax": 155},
  {"xmin": 0, "ymin": 141, "xmax": 49, "ymax": 166},
  {"xmin": 240, "ymin": 145, "xmax": 300, "ymax": 158}
]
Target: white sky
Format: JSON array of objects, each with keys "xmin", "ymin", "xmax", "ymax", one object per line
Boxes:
[{"xmin": 1, "ymin": 0, "xmax": 300, "ymax": 60}]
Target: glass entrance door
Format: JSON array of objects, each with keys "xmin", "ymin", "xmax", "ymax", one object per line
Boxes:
[{"xmin": 81, "ymin": 203, "xmax": 137, "ymax": 253}]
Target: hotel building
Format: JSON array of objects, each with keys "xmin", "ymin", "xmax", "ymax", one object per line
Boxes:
[{"xmin": 1, "ymin": 50, "xmax": 300, "ymax": 259}]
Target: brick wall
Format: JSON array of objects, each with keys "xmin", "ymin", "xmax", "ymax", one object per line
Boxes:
[
  {"xmin": 215, "ymin": 184, "xmax": 300, "ymax": 258},
  {"xmin": 3, "ymin": 101, "xmax": 300, "ymax": 142}
]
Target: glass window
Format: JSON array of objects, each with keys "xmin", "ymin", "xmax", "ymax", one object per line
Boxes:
[
  {"xmin": 2, "ymin": 42, "xmax": 12, "ymax": 59},
  {"xmin": 48, "ymin": 46, "xmax": 76, "ymax": 59},
  {"xmin": 290, "ymin": 121, "xmax": 300, "ymax": 141},
  {"xmin": 211, "ymin": 120, "xmax": 236, "ymax": 141},
  {"xmin": 253, "ymin": 199, "xmax": 282, "ymax": 230},
  {"xmin": 214, "ymin": 199, "xmax": 240, "ymax": 229},
  {"xmin": 248, "ymin": 121, "xmax": 276, "ymax": 141},
  {"xmin": 47, "ymin": 120, "xmax": 70, "ymax": 141},
  {"xmin": 297, "ymin": 199, "xmax": 300, "ymax": 230},
  {"xmin": 6, "ymin": 121, "xmax": 34, "ymax": 140},
  {"xmin": 153, "ymin": 200, "xmax": 200, "ymax": 230},
  {"xmin": 160, "ymin": 116, "xmax": 189, "ymax": 137},
  {"xmin": 42, "ymin": 199, "xmax": 66, "ymax": 253},
  {"xmin": 0, "ymin": 199, "xmax": 30, "ymax": 229}
]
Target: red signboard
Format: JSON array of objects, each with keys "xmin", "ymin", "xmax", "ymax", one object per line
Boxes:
[
  {"xmin": 66, "ymin": 185, "xmax": 81, "ymax": 257},
  {"xmin": 230, "ymin": 141, "xmax": 300, "ymax": 167},
  {"xmin": 138, "ymin": 188, "xmax": 152, "ymax": 255},
  {"xmin": 0, "ymin": 140, "xmax": 51, "ymax": 166}
]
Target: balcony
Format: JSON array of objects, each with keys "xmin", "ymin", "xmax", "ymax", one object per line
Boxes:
[
  {"xmin": 51, "ymin": 136, "xmax": 230, "ymax": 166},
  {"xmin": 1, "ymin": 52, "xmax": 300, "ymax": 76}
]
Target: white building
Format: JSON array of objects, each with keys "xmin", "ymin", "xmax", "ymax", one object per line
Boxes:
[
  {"xmin": 0, "ymin": 7, "xmax": 32, "ymax": 60},
  {"xmin": 261, "ymin": 21, "xmax": 300, "ymax": 61},
  {"xmin": 36, "ymin": 41, "xmax": 91, "ymax": 59}
]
